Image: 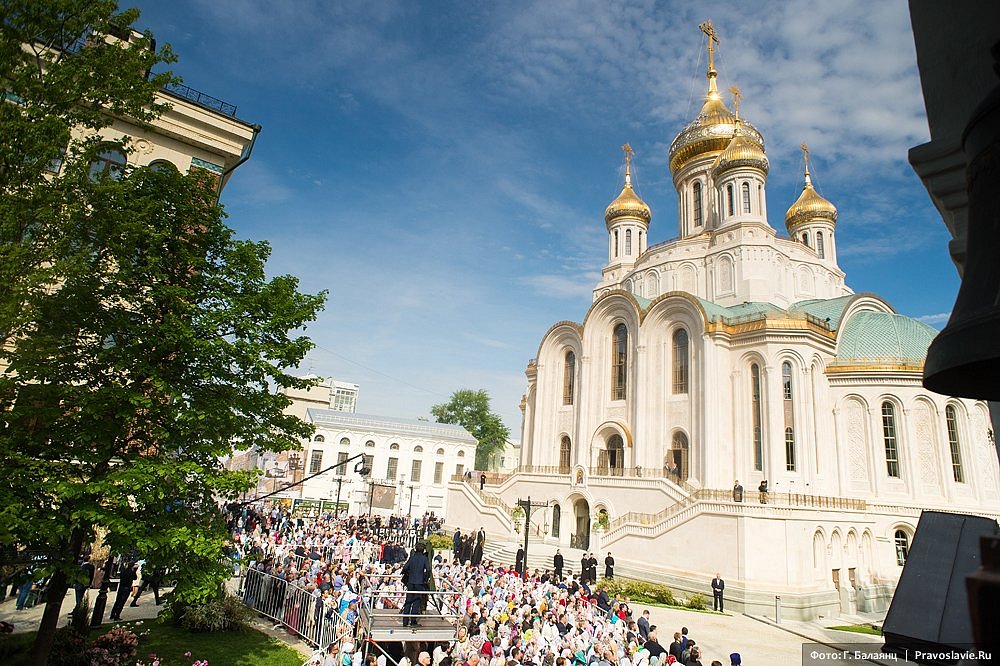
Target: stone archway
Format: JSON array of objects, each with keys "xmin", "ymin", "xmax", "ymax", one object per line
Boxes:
[
  {"xmin": 572, "ymin": 497, "xmax": 590, "ymax": 549},
  {"xmin": 664, "ymin": 431, "xmax": 689, "ymax": 481},
  {"xmin": 598, "ymin": 434, "xmax": 625, "ymax": 476}
]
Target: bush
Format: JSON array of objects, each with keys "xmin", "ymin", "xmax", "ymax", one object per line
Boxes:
[
  {"xmin": 685, "ymin": 593, "xmax": 708, "ymax": 610},
  {"xmin": 427, "ymin": 533, "xmax": 453, "ymax": 552},
  {"xmin": 180, "ymin": 594, "xmax": 254, "ymax": 632},
  {"xmin": 87, "ymin": 627, "xmax": 139, "ymax": 665}
]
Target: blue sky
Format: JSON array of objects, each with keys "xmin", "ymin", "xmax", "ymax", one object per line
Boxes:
[{"xmin": 129, "ymin": 0, "xmax": 956, "ymax": 433}]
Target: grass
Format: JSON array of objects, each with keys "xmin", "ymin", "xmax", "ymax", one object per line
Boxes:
[
  {"xmin": 828, "ymin": 623, "xmax": 882, "ymax": 636},
  {"xmin": 1, "ymin": 621, "xmax": 307, "ymax": 666}
]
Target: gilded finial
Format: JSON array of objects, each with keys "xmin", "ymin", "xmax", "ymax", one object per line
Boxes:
[
  {"xmin": 729, "ymin": 85, "xmax": 742, "ymax": 118},
  {"xmin": 621, "ymin": 143, "xmax": 635, "ymax": 184},
  {"xmin": 800, "ymin": 142, "xmax": 812, "ymax": 185},
  {"xmin": 699, "ymin": 19, "xmax": 721, "ymax": 97}
]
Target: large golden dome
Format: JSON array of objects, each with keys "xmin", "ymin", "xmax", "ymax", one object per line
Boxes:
[
  {"xmin": 712, "ymin": 121, "xmax": 769, "ymax": 178},
  {"xmin": 668, "ymin": 70, "xmax": 764, "ymax": 175},
  {"xmin": 605, "ymin": 144, "xmax": 651, "ymax": 226},
  {"xmin": 785, "ymin": 167, "xmax": 837, "ymax": 230}
]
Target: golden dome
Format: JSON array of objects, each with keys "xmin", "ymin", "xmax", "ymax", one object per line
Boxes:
[
  {"xmin": 712, "ymin": 121, "xmax": 769, "ymax": 178},
  {"xmin": 605, "ymin": 144, "xmax": 651, "ymax": 226},
  {"xmin": 668, "ymin": 70, "xmax": 765, "ymax": 175},
  {"xmin": 785, "ymin": 161, "xmax": 837, "ymax": 230}
]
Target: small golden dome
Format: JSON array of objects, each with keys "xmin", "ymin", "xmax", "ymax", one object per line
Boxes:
[
  {"xmin": 605, "ymin": 144, "xmax": 651, "ymax": 226},
  {"xmin": 785, "ymin": 163, "xmax": 837, "ymax": 230},
  {"xmin": 712, "ymin": 122, "xmax": 769, "ymax": 178}
]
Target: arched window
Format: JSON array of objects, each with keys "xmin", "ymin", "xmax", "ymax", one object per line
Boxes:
[
  {"xmin": 785, "ymin": 427, "xmax": 796, "ymax": 471},
  {"xmin": 803, "ymin": 232, "xmax": 810, "ymax": 247},
  {"xmin": 671, "ymin": 431, "xmax": 689, "ymax": 481},
  {"xmin": 751, "ymin": 363, "xmax": 763, "ymax": 471},
  {"xmin": 88, "ymin": 145, "xmax": 127, "ymax": 181},
  {"xmin": 148, "ymin": 159, "xmax": 177, "ymax": 173},
  {"xmin": 457, "ymin": 449, "xmax": 465, "ymax": 457},
  {"xmin": 607, "ymin": 435, "xmax": 624, "ymax": 476},
  {"xmin": 414, "ymin": 445, "xmax": 424, "ymax": 453},
  {"xmin": 741, "ymin": 182, "xmax": 751, "ymax": 213},
  {"xmin": 614, "ymin": 230, "xmax": 619, "ymax": 256},
  {"xmin": 612, "ymin": 324, "xmax": 628, "ymax": 400},
  {"xmin": 638, "ymin": 230, "xmax": 643, "ymax": 252},
  {"xmin": 726, "ymin": 183, "xmax": 735, "ymax": 216},
  {"xmin": 313, "ymin": 434, "xmax": 325, "ymax": 442},
  {"xmin": 625, "ymin": 229, "xmax": 632, "ymax": 255},
  {"xmin": 946, "ymin": 405, "xmax": 964, "ymax": 483},
  {"xmin": 436, "ymin": 448, "xmax": 444, "ymax": 456},
  {"xmin": 672, "ymin": 329, "xmax": 689, "ymax": 394},
  {"xmin": 559, "ymin": 436, "xmax": 571, "ymax": 474},
  {"xmin": 882, "ymin": 402, "xmax": 900, "ymax": 478},
  {"xmin": 563, "ymin": 351, "xmax": 576, "ymax": 405},
  {"xmin": 551, "ymin": 505, "xmax": 561, "ymax": 537},
  {"xmin": 782, "ymin": 361, "xmax": 793, "ymax": 400},
  {"xmin": 365, "ymin": 440, "xmax": 376, "ymax": 447},
  {"xmin": 757, "ymin": 183, "xmax": 763, "ymax": 212},
  {"xmin": 339, "ymin": 437, "xmax": 351, "ymax": 447},
  {"xmin": 894, "ymin": 529, "xmax": 909, "ymax": 566},
  {"xmin": 816, "ymin": 231, "xmax": 825, "ymax": 258},
  {"xmin": 693, "ymin": 182, "xmax": 703, "ymax": 227},
  {"xmin": 390, "ymin": 442, "xmax": 400, "ymax": 450}
]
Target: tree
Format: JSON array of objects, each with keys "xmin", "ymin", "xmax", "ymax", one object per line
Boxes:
[
  {"xmin": 431, "ymin": 389, "xmax": 510, "ymax": 470},
  {"xmin": 0, "ymin": 3, "xmax": 326, "ymax": 663}
]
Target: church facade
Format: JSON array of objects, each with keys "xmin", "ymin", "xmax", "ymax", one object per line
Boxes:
[{"xmin": 447, "ymin": 27, "xmax": 1000, "ymax": 619}]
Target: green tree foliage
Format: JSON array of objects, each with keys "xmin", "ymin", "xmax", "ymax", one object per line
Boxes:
[
  {"xmin": 431, "ymin": 389, "xmax": 510, "ymax": 470},
  {"xmin": 0, "ymin": 2, "xmax": 326, "ymax": 663}
]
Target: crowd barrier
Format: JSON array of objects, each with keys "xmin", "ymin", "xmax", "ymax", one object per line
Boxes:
[{"xmin": 241, "ymin": 567, "xmax": 356, "ymax": 649}]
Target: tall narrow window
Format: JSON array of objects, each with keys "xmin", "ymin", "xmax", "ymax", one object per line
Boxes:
[
  {"xmin": 455, "ymin": 463, "xmax": 464, "ymax": 478},
  {"xmin": 612, "ymin": 324, "xmax": 628, "ymax": 400},
  {"xmin": 946, "ymin": 405, "xmax": 964, "ymax": 483},
  {"xmin": 387, "ymin": 457, "xmax": 398, "ymax": 480},
  {"xmin": 411, "ymin": 459, "xmax": 422, "ymax": 483},
  {"xmin": 607, "ymin": 435, "xmax": 624, "ymax": 476},
  {"xmin": 785, "ymin": 427, "xmax": 796, "ymax": 471},
  {"xmin": 803, "ymin": 232, "xmax": 810, "ymax": 247},
  {"xmin": 625, "ymin": 229, "xmax": 632, "ymax": 255},
  {"xmin": 782, "ymin": 361, "xmax": 795, "ymax": 471},
  {"xmin": 741, "ymin": 182, "xmax": 751, "ymax": 213},
  {"xmin": 559, "ymin": 436, "xmax": 571, "ymax": 474},
  {"xmin": 817, "ymin": 231, "xmax": 825, "ymax": 258},
  {"xmin": 751, "ymin": 363, "xmax": 763, "ymax": 471},
  {"xmin": 563, "ymin": 351, "xmax": 575, "ymax": 405},
  {"xmin": 309, "ymin": 450, "xmax": 324, "ymax": 474},
  {"xmin": 693, "ymin": 182, "xmax": 703, "ymax": 227},
  {"xmin": 882, "ymin": 402, "xmax": 900, "ymax": 478},
  {"xmin": 614, "ymin": 230, "xmax": 619, "ymax": 256},
  {"xmin": 894, "ymin": 530, "xmax": 909, "ymax": 566},
  {"xmin": 434, "ymin": 461, "xmax": 444, "ymax": 484},
  {"xmin": 638, "ymin": 231, "xmax": 643, "ymax": 252},
  {"xmin": 672, "ymin": 329, "xmax": 689, "ymax": 394},
  {"xmin": 726, "ymin": 184, "xmax": 735, "ymax": 216},
  {"xmin": 551, "ymin": 505, "xmax": 561, "ymax": 537},
  {"xmin": 336, "ymin": 451, "xmax": 349, "ymax": 475}
]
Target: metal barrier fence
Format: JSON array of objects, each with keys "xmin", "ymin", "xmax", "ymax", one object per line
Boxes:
[{"xmin": 241, "ymin": 567, "xmax": 357, "ymax": 649}]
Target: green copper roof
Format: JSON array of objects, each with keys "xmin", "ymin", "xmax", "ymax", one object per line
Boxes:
[
  {"xmin": 836, "ymin": 311, "xmax": 937, "ymax": 363},
  {"xmin": 789, "ymin": 295, "xmax": 855, "ymax": 328}
]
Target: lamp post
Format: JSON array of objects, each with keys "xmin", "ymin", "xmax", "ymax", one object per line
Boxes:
[{"xmin": 517, "ymin": 497, "xmax": 547, "ymax": 580}]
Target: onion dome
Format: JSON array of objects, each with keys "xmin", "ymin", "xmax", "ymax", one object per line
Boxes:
[
  {"xmin": 785, "ymin": 150, "xmax": 837, "ymax": 230},
  {"xmin": 605, "ymin": 144, "xmax": 651, "ymax": 226},
  {"xmin": 712, "ymin": 120, "xmax": 769, "ymax": 178},
  {"xmin": 668, "ymin": 69, "xmax": 765, "ymax": 175}
]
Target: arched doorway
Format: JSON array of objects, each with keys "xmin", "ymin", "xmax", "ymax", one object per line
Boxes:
[
  {"xmin": 664, "ymin": 431, "xmax": 688, "ymax": 481},
  {"xmin": 551, "ymin": 504, "xmax": 561, "ymax": 538},
  {"xmin": 597, "ymin": 434, "xmax": 625, "ymax": 476},
  {"xmin": 572, "ymin": 497, "xmax": 590, "ymax": 549}
]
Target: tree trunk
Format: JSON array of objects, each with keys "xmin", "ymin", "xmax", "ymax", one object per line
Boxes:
[{"xmin": 28, "ymin": 527, "xmax": 84, "ymax": 665}]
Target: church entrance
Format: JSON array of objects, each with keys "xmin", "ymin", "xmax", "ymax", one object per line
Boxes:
[
  {"xmin": 664, "ymin": 431, "xmax": 689, "ymax": 482},
  {"xmin": 597, "ymin": 434, "xmax": 625, "ymax": 476},
  {"xmin": 572, "ymin": 497, "xmax": 590, "ymax": 550}
]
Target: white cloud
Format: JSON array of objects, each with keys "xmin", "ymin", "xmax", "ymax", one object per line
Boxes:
[{"xmin": 916, "ymin": 312, "xmax": 951, "ymax": 326}]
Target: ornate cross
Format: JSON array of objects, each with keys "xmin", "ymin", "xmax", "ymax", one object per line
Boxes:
[
  {"xmin": 729, "ymin": 85, "xmax": 742, "ymax": 117},
  {"xmin": 699, "ymin": 20, "xmax": 720, "ymax": 71}
]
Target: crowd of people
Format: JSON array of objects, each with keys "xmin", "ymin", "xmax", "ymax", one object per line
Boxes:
[{"xmin": 227, "ymin": 503, "xmax": 745, "ymax": 666}]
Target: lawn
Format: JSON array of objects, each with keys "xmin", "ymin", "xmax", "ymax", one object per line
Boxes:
[
  {"xmin": 828, "ymin": 623, "xmax": 882, "ymax": 636},
  {"xmin": 1, "ymin": 622, "xmax": 307, "ymax": 666}
]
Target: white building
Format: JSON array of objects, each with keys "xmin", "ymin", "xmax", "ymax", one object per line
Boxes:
[
  {"xmin": 299, "ymin": 409, "xmax": 477, "ymax": 518},
  {"xmin": 281, "ymin": 376, "xmax": 360, "ymax": 420},
  {"xmin": 447, "ymin": 27, "xmax": 1000, "ymax": 620}
]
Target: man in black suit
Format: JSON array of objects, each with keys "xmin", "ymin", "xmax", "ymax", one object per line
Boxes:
[
  {"xmin": 636, "ymin": 609, "xmax": 651, "ymax": 641},
  {"xmin": 580, "ymin": 553, "xmax": 589, "ymax": 583},
  {"xmin": 452, "ymin": 528, "xmax": 462, "ymax": 561},
  {"xmin": 401, "ymin": 543, "xmax": 430, "ymax": 626},
  {"xmin": 553, "ymin": 549, "xmax": 564, "ymax": 579},
  {"xmin": 109, "ymin": 561, "xmax": 136, "ymax": 621},
  {"xmin": 712, "ymin": 572, "xmax": 725, "ymax": 612},
  {"xmin": 604, "ymin": 552, "xmax": 615, "ymax": 579},
  {"xmin": 515, "ymin": 547, "xmax": 525, "ymax": 575}
]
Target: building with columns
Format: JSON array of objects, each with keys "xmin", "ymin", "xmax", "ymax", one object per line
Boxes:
[{"xmin": 448, "ymin": 24, "xmax": 1000, "ymax": 620}]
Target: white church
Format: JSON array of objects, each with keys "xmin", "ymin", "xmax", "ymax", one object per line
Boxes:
[{"xmin": 447, "ymin": 25, "xmax": 1000, "ymax": 619}]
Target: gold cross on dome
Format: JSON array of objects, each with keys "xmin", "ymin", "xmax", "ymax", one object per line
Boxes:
[
  {"xmin": 699, "ymin": 20, "xmax": 720, "ymax": 70},
  {"xmin": 621, "ymin": 143, "xmax": 635, "ymax": 165},
  {"xmin": 729, "ymin": 85, "xmax": 742, "ymax": 117}
]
